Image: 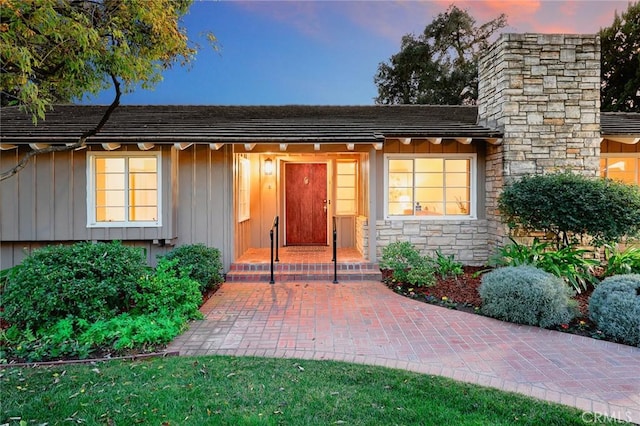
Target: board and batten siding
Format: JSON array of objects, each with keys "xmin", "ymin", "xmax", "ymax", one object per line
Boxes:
[{"xmin": 0, "ymin": 144, "xmax": 235, "ymax": 270}]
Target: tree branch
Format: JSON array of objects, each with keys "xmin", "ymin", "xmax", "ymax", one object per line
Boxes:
[{"xmin": 0, "ymin": 74, "xmax": 121, "ymax": 182}]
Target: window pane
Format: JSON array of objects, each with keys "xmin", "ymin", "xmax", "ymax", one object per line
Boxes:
[
  {"xmin": 129, "ymin": 190, "xmax": 157, "ymax": 207},
  {"xmin": 130, "ymin": 206, "xmax": 157, "ymax": 221},
  {"xmin": 446, "ymin": 159, "xmax": 469, "ymax": 173},
  {"xmin": 337, "ymin": 188, "xmax": 355, "ymax": 199},
  {"xmin": 97, "ymin": 207, "xmax": 125, "ymax": 222},
  {"xmin": 129, "ymin": 157, "xmax": 157, "ymax": 173},
  {"xmin": 336, "ymin": 201, "xmax": 355, "ymax": 215},
  {"xmin": 389, "ymin": 159, "xmax": 413, "ymax": 173},
  {"xmin": 388, "ymin": 186, "xmax": 413, "ymax": 215},
  {"xmin": 337, "ymin": 162, "xmax": 356, "ymax": 174},
  {"xmin": 336, "ymin": 174, "xmax": 355, "ymax": 187},
  {"xmin": 97, "ymin": 173, "xmax": 125, "ymax": 190},
  {"xmin": 415, "ymin": 172, "xmax": 443, "ymax": 187},
  {"xmin": 446, "ymin": 187, "xmax": 470, "ymax": 203},
  {"xmin": 446, "ymin": 172, "xmax": 469, "ymax": 187},
  {"xmin": 603, "ymin": 157, "xmax": 637, "ymax": 184},
  {"xmin": 129, "ymin": 173, "xmax": 157, "ymax": 190},
  {"xmin": 389, "ymin": 172, "xmax": 412, "ymax": 187},
  {"xmin": 96, "ymin": 158, "xmax": 125, "ymax": 173},
  {"xmin": 446, "ymin": 202, "xmax": 469, "ymax": 215},
  {"xmin": 415, "ymin": 158, "xmax": 443, "ymax": 172},
  {"xmin": 96, "ymin": 190, "xmax": 125, "ymax": 207}
]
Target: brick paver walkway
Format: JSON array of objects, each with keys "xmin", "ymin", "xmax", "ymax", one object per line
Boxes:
[{"xmin": 168, "ymin": 281, "xmax": 640, "ymax": 423}]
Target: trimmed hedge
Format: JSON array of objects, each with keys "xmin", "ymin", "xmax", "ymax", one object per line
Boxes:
[
  {"xmin": 589, "ymin": 274, "xmax": 640, "ymax": 346},
  {"xmin": 479, "ymin": 266, "xmax": 576, "ymax": 328}
]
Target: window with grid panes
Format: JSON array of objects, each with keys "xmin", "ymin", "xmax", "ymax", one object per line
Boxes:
[
  {"xmin": 386, "ymin": 155, "xmax": 475, "ymax": 218},
  {"xmin": 335, "ymin": 161, "xmax": 357, "ymax": 215},
  {"xmin": 88, "ymin": 152, "xmax": 161, "ymax": 227}
]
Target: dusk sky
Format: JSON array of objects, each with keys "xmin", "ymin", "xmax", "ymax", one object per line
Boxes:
[{"xmin": 90, "ymin": 0, "xmax": 630, "ymax": 106}]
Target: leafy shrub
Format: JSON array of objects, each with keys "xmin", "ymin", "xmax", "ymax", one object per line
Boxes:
[
  {"xmin": 134, "ymin": 258, "xmax": 203, "ymax": 319},
  {"xmin": 479, "ymin": 266, "xmax": 577, "ymax": 328},
  {"xmin": 589, "ymin": 274, "xmax": 640, "ymax": 346},
  {"xmin": 159, "ymin": 244, "xmax": 224, "ymax": 294},
  {"xmin": 489, "ymin": 239, "xmax": 599, "ymax": 293},
  {"xmin": 78, "ymin": 313, "xmax": 191, "ymax": 351},
  {"xmin": 1, "ymin": 241, "xmax": 147, "ymax": 330},
  {"xmin": 602, "ymin": 245, "xmax": 640, "ymax": 277},
  {"xmin": 380, "ymin": 241, "xmax": 435, "ymax": 287},
  {"xmin": 431, "ymin": 250, "xmax": 463, "ymax": 279},
  {"xmin": 498, "ymin": 172, "xmax": 640, "ymax": 247}
]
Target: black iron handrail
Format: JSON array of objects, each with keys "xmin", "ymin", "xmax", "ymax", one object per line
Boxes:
[
  {"xmin": 269, "ymin": 215, "xmax": 279, "ymax": 284},
  {"xmin": 332, "ymin": 217, "xmax": 338, "ymax": 284}
]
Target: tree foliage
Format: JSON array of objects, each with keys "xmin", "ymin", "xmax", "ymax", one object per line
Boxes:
[
  {"xmin": 374, "ymin": 5, "xmax": 506, "ymax": 105},
  {"xmin": 599, "ymin": 1, "xmax": 640, "ymax": 112},
  {"xmin": 1, "ymin": 0, "xmax": 195, "ymax": 118},
  {"xmin": 498, "ymin": 172, "xmax": 640, "ymax": 247},
  {"xmin": 0, "ymin": 0, "xmax": 211, "ymax": 181}
]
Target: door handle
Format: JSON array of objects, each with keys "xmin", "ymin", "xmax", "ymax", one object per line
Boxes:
[{"xmin": 323, "ymin": 204, "xmax": 327, "ymax": 213}]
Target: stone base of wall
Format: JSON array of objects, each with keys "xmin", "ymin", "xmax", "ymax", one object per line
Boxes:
[{"xmin": 375, "ymin": 220, "xmax": 490, "ymax": 266}]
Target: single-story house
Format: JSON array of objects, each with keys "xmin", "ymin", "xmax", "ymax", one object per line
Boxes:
[{"xmin": 1, "ymin": 33, "xmax": 639, "ymax": 271}]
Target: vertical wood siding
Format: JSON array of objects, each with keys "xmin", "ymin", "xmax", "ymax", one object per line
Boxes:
[{"xmin": 1, "ymin": 144, "xmax": 235, "ymax": 270}]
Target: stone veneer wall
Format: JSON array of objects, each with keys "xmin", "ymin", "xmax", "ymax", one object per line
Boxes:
[
  {"xmin": 355, "ymin": 215, "xmax": 369, "ymax": 260},
  {"xmin": 375, "ymin": 220, "xmax": 489, "ymax": 266},
  {"xmin": 477, "ymin": 33, "xmax": 601, "ymax": 252}
]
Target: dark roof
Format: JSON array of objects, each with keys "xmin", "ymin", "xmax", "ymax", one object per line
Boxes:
[
  {"xmin": 600, "ymin": 112, "xmax": 640, "ymax": 136},
  {"xmin": 0, "ymin": 105, "xmax": 502, "ymax": 144},
  {"xmin": 1, "ymin": 106, "xmax": 637, "ymax": 145}
]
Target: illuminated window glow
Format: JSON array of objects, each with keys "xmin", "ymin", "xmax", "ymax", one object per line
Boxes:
[
  {"xmin": 386, "ymin": 155, "xmax": 475, "ymax": 218},
  {"xmin": 88, "ymin": 152, "xmax": 161, "ymax": 227},
  {"xmin": 600, "ymin": 155, "xmax": 640, "ymax": 185}
]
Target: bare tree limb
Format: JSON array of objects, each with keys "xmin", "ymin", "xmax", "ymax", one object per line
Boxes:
[{"xmin": 0, "ymin": 75, "xmax": 121, "ymax": 182}]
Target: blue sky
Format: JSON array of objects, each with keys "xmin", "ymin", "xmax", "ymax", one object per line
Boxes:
[{"xmin": 90, "ymin": 0, "xmax": 630, "ymax": 106}]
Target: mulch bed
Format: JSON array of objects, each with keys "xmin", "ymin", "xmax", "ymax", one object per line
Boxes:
[{"xmin": 384, "ymin": 266, "xmax": 610, "ymax": 343}]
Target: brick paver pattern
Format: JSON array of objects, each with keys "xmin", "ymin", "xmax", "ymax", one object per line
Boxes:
[{"xmin": 168, "ymin": 281, "xmax": 640, "ymax": 423}]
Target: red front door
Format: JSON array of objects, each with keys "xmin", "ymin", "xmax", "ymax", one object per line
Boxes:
[{"xmin": 285, "ymin": 163, "xmax": 327, "ymax": 245}]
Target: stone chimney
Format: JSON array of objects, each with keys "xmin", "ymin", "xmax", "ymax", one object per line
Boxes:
[{"xmin": 477, "ymin": 33, "xmax": 601, "ymax": 248}]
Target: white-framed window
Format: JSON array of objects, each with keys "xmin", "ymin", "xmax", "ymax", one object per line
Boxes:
[
  {"xmin": 237, "ymin": 156, "xmax": 251, "ymax": 222},
  {"xmin": 335, "ymin": 160, "xmax": 357, "ymax": 215},
  {"xmin": 384, "ymin": 154, "xmax": 476, "ymax": 219},
  {"xmin": 600, "ymin": 154, "xmax": 640, "ymax": 185},
  {"xmin": 87, "ymin": 151, "xmax": 161, "ymax": 227}
]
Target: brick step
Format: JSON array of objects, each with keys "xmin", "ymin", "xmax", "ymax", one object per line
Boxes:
[{"xmin": 225, "ymin": 262, "xmax": 381, "ymax": 282}]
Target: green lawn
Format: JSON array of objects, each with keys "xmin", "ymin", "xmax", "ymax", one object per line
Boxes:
[{"xmin": 2, "ymin": 355, "xmax": 593, "ymax": 425}]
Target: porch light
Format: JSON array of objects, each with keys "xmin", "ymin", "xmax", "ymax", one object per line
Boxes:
[{"xmin": 264, "ymin": 158, "xmax": 274, "ymax": 175}]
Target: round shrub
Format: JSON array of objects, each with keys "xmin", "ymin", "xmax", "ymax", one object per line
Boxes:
[
  {"xmin": 589, "ymin": 274, "xmax": 640, "ymax": 346},
  {"xmin": 498, "ymin": 172, "xmax": 640, "ymax": 246},
  {"xmin": 159, "ymin": 244, "xmax": 224, "ymax": 294},
  {"xmin": 1, "ymin": 241, "xmax": 147, "ymax": 330},
  {"xmin": 479, "ymin": 266, "xmax": 576, "ymax": 328}
]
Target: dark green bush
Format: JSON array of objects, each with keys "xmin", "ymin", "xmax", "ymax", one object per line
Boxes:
[
  {"xmin": 498, "ymin": 172, "xmax": 640, "ymax": 247},
  {"xmin": 479, "ymin": 266, "xmax": 577, "ymax": 328},
  {"xmin": 379, "ymin": 241, "xmax": 436, "ymax": 287},
  {"xmin": 1, "ymin": 241, "xmax": 147, "ymax": 330},
  {"xmin": 134, "ymin": 258, "xmax": 203, "ymax": 319},
  {"xmin": 489, "ymin": 238, "xmax": 599, "ymax": 294},
  {"xmin": 159, "ymin": 244, "xmax": 224, "ymax": 294},
  {"xmin": 589, "ymin": 274, "xmax": 640, "ymax": 346}
]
